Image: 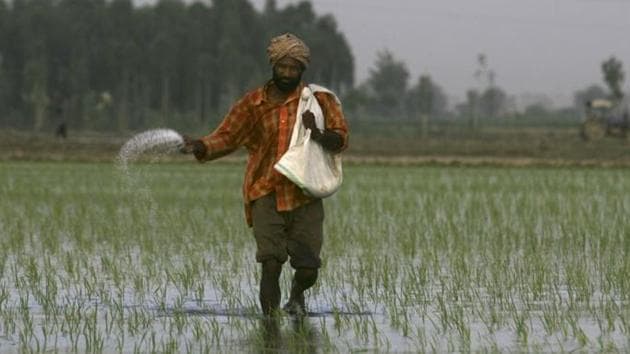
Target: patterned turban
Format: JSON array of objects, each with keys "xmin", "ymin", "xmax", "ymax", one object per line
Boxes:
[{"xmin": 267, "ymin": 33, "xmax": 310, "ymax": 69}]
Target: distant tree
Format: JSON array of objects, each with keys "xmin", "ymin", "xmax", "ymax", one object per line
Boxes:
[
  {"xmin": 365, "ymin": 49, "xmax": 409, "ymax": 119},
  {"xmin": 573, "ymin": 84, "xmax": 607, "ymax": 110},
  {"xmin": 407, "ymin": 74, "xmax": 448, "ymax": 118},
  {"xmin": 263, "ymin": 0, "xmax": 277, "ymax": 17},
  {"xmin": 211, "ymin": 0, "xmax": 266, "ymax": 113},
  {"xmin": 0, "ymin": 0, "xmax": 355, "ymax": 132},
  {"xmin": 523, "ymin": 103, "xmax": 549, "ymax": 119},
  {"xmin": 464, "ymin": 53, "xmax": 493, "ymax": 128},
  {"xmin": 108, "ymin": 0, "xmax": 140, "ymax": 131},
  {"xmin": 414, "ymin": 75, "xmax": 434, "ymax": 117},
  {"xmin": 54, "ymin": 0, "xmax": 107, "ymax": 129},
  {"xmin": 465, "ymin": 89, "xmax": 480, "ymax": 129},
  {"xmin": 0, "ymin": 1, "xmax": 8, "ymax": 123},
  {"xmin": 341, "ymin": 85, "xmax": 370, "ymax": 120},
  {"xmin": 0, "ymin": 0, "xmax": 25, "ymax": 126},
  {"xmin": 406, "ymin": 74, "xmax": 448, "ymax": 137},
  {"xmin": 308, "ymin": 14, "xmax": 354, "ymax": 94},
  {"xmin": 186, "ymin": 3, "xmax": 217, "ymax": 124},
  {"xmin": 415, "ymin": 75, "xmax": 432, "ymax": 137},
  {"xmin": 474, "ymin": 53, "xmax": 495, "ymax": 88},
  {"xmin": 149, "ymin": 0, "xmax": 187, "ymax": 125},
  {"xmin": 601, "ymin": 56, "xmax": 625, "ymax": 100},
  {"xmin": 23, "ymin": 57, "xmax": 49, "ymax": 131},
  {"xmin": 471, "ymin": 53, "xmax": 507, "ymax": 119},
  {"xmin": 479, "ymin": 86, "xmax": 508, "ymax": 118},
  {"xmin": 0, "ymin": 1, "xmax": 5, "ymax": 40}
]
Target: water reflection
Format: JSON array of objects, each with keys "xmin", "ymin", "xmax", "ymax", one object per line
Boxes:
[{"xmin": 256, "ymin": 316, "xmax": 319, "ymax": 354}]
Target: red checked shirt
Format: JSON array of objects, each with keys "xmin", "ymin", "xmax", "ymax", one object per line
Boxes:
[{"xmin": 199, "ymin": 81, "xmax": 349, "ymax": 226}]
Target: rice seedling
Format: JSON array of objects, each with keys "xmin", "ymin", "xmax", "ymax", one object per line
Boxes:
[{"xmin": 0, "ymin": 161, "xmax": 629, "ymax": 352}]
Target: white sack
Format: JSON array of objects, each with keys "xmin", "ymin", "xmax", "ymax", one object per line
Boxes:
[{"xmin": 274, "ymin": 85, "xmax": 343, "ymax": 198}]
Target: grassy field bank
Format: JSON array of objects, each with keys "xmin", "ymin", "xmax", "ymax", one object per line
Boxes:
[
  {"xmin": 1, "ymin": 127, "xmax": 629, "ymax": 166},
  {"xmin": 0, "ymin": 161, "xmax": 629, "ymax": 352}
]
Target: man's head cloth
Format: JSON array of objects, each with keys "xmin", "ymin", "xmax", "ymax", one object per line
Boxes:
[{"xmin": 267, "ymin": 33, "xmax": 310, "ymax": 69}]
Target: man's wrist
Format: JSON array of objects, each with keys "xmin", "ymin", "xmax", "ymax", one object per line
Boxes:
[
  {"xmin": 192, "ymin": 140, "xmax": 208, "ymax": 160},
  {"xmin": 314, "ymin": 130, "xmax": 344, "ymax": 151}
]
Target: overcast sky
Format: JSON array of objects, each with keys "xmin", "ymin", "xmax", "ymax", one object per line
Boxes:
[{"xmin": 137, "ymin": 0, "xmax": 630, "ymax": 107}]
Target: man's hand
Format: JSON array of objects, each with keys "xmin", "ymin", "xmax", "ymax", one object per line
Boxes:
[
  {"xmin": 300, "ymin": 112, "xmax": 345, "ymax": 151},
  {"xmin": 302, "ymin": 110, "xmax": 322, "ymax": 140},
  {"xmin": 181, "ymin": 135, "xmax": 207, "ymax": 161}
]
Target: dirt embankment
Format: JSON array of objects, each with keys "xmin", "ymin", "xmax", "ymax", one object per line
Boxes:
[{"xmin": 1, "ymin": 129, "xmax": 629, "ymax": 167}]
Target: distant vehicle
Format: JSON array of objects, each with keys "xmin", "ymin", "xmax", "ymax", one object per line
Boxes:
[{"xmin": 580, "ymin": 98, "xmax": 629, "ymax": 141}]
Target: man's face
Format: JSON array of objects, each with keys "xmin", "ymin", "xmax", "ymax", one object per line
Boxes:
[{"xmin": 272, "ymin": 57, "xmax": 304, "ymax": 93}]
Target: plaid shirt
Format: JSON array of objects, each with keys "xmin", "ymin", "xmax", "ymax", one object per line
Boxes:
[{"xmin": 199, "ymin": 81, "xmax": 349, "ymax": 226}]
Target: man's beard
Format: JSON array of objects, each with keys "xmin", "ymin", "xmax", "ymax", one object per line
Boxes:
[{"xmin": 273, "ymin": 71, "xmax": 301, "ymax": 93}]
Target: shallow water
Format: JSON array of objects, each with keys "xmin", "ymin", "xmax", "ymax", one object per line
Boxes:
[{"xmin": 1, "ymin": 162, "xmax": 629, "ymax": 353}]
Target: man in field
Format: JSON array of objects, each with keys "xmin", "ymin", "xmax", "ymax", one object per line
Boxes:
[{"xmin": 182, "ymin": 33, "xmax": 348, "ymax": 316}]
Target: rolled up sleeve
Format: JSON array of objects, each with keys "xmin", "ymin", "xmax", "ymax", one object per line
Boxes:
[
  {"xmin": 315, "ymin": 92, "xmax": 349, "ymax": 152},
  {"xmin": 199, "ymin": 95, "xmax": 255, "ymax": 161}
]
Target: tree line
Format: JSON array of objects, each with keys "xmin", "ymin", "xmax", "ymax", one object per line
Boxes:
[
  {"xmin": 0, "ymin": 0, "xmax": 625, "ymax": 135},
  {"xmin": 0, "ymin": 0, "xmax": 353, "ymax": 132}
]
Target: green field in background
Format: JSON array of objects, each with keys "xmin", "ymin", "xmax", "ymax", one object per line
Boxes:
[
  {"xmin": 0, "ymin": 161, "xmax": 629, "ymax": 352},
  {"xmin": 1, "ymin": 127, "xmax": 629, "ymax": 164}
]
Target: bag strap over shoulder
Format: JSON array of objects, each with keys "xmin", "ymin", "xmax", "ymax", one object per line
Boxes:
[
  {"xmin": 289, "ymin": 84, "xmax": 340, "ymax": 148},
  {"xmin": 308, "ymin": 84, "xmax": 341, "ymax": 106}
]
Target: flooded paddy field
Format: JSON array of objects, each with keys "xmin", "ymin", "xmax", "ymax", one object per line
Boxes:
[{"xmin": 0, "ymin": 161, "xmax": 629, "ymax": 352}]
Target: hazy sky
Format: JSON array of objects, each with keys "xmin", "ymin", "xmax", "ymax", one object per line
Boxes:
[{"xmin": 137, "ymin": 0, "xmax": 630, "ymax": 106}]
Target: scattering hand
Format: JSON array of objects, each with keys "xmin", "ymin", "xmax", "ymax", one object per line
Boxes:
[{"xmin": 180, "ymin": 135, "xmax": 207, "ymax": 160}]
